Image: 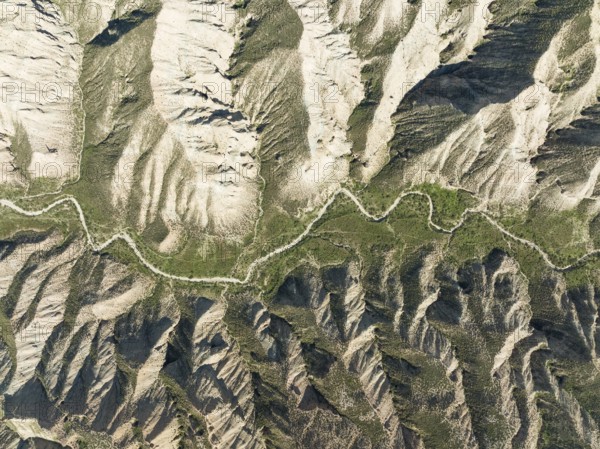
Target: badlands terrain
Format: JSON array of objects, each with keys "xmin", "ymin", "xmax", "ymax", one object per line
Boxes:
[{"xmin": 2, "ymin": 0, "xmax": 600, "ymax": 447}]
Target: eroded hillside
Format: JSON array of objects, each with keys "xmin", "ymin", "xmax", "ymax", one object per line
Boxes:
[{"xmin": 2, "ymin": 0, "xmax": 600, "ymax": 447}]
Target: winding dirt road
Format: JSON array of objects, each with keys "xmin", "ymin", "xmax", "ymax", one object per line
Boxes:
[{"xmin": 1, "ymin": 188, "xmax": 597, "ymax": 284}]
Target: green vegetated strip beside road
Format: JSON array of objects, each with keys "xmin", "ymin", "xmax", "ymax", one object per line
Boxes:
[
  {"xmin": 2, "ymin": 183, "xmax": 600, "ymax": 287},
  {"xmin": 2, "ymin": 186, "xmax": 464, "ymax": 285}
]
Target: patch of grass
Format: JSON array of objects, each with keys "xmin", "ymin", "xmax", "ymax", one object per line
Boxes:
[
  {"xmin": 416, "ymin": 183, "xmax": 476, "ymax": 227},
  {"xmin": 11, "ymin": 122, "xmax": 33, "ymax": 181},
  {"xmin": 558, "ymin": 11, "xmax": 591, "ymax": 60},
  {"xmin": 229, "ymin": 0, "xmax": 303, "ymax": 79},
  {"xmin": 500, "ymin": 205, "xmax": 590, "ymax": 267}
]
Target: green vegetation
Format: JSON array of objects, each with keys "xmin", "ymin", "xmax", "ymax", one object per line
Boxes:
[
  {"xmin": 230, "ymin": 0, "xmax": 303, "ymax": 78},
  {"xmin": 159, "ymin": 373, "xmax": 211, "ymax": 449},
  {"xmin": 417, "ymin": 184, "xmax": 476, "ymax": 225},
  {"xmin": 3, "ymin": 0, "xmax": 600, "ymax": 447},
  {"xmin": 500, "ymin": 204, "xmax": 591, "ymax": 267},
  {"xmin": 558, "ymin": 11, "xmax": 591, "ymax": 60},
  {"xmin": 10, "ymin": 122, "xmax": 33, "ymax": 182}
]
